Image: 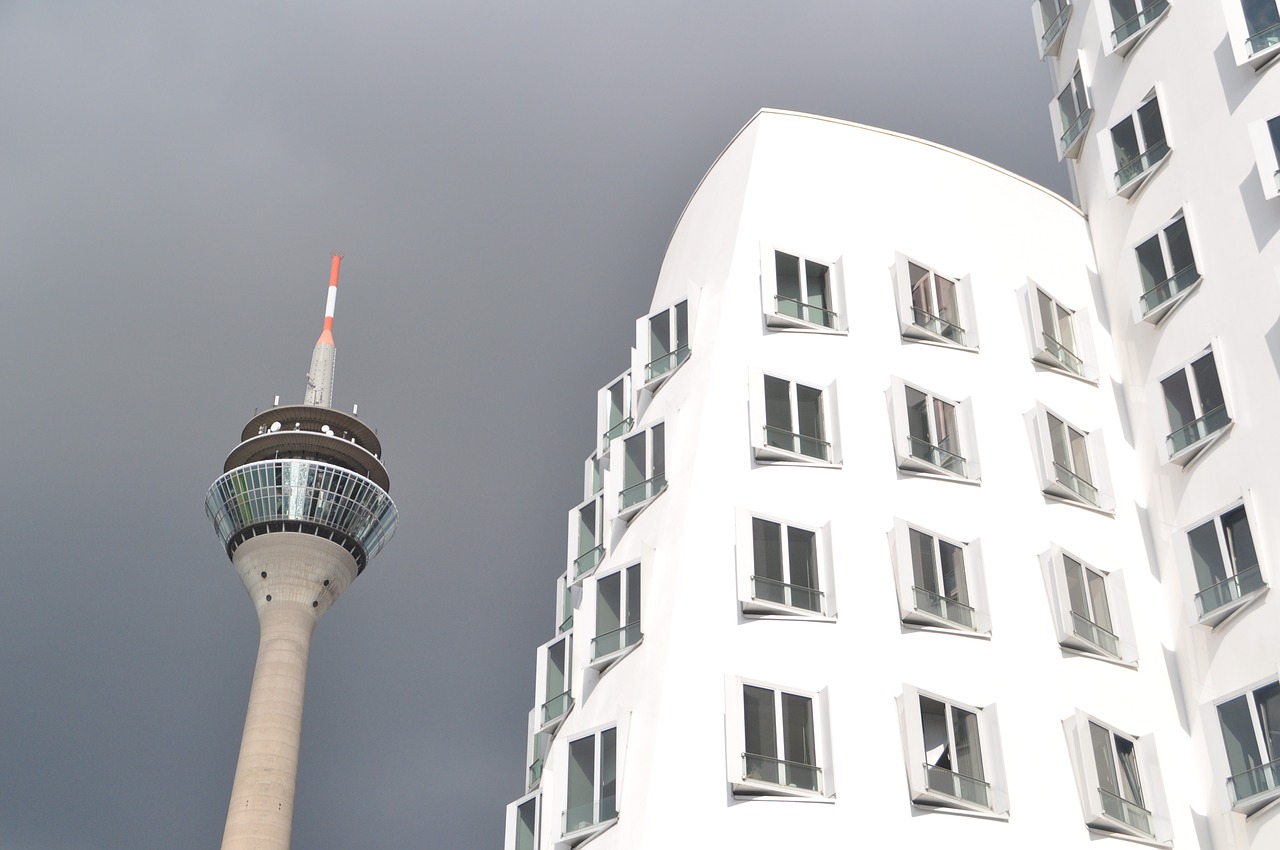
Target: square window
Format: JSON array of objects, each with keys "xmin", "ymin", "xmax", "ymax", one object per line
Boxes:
[
  {"xmin": 504, "ymin": 791, "xmax": 541, "ymax": 850},
  {"xmin": 537, "ymin": 634, "xmax": 573, "ymax": 733},
  {"xmin": 728, "ymin": 678, "xmax": 833, "ymax": 799},
  {"xmin": 1029, "ymin": 284, "xmax": 1094, "ymax": 379},
  {"xmin": 893, "ymin": 255, "xmax": 978, "ymax": 349},
  {"xmin": 1055, "ymin": 64, "xmax": 1093, "ymax": 159},
  {"xmin": 568, "ymin": 495, "xmax": 606, "ymax": 584},
  {"xmin": 563, "ymin": 727, "xmax": 618, "ymax": 842},
  {"xmin": 1188, "ymin": 503, "xmax": 1266, "ymax": 625},
  {"xmin": 1108, "ymin": 0, "xmax": 1170, "ymax": 54},
  {"xmin": 752, "ymin": 372, "xmax": 839, "ymax": 465},
  {"xmin": 765, "ymin": 248, "xmax": 845, "ymax": 332},
  {"xmin": 1217, "ymin": 681, "xmax": 1280, "ymax": 814},
  {"xmin": 1245, "ymin": 0, "xmax": 1280, "ymax": 59},
  {"xmin": 618, "ymin": 423, "xmax": 666, "ymax": 518},
  {"xmin": 1030, "ymin": 405, "xmax": 1113, "ymax": 512},
  {"xmin": 892, "ymin": 519, "xmax": 991, "ymax": 634},
  {"xmin": 590, "ymin": 563, "xmax": 642, "ymax": 670},
  {"xmin": 1135, "ymin": 211, "xmax": 1200, "ymax": 322},
  {"xmin": 1035, "ymin": 0, "xmax": 1073, "ymax": 57},
  {"xmin": 1161, "ymin": 348, "xmax": 1231, "ymax": 463},
  {"xmin": 642, "ymin": 300, "xmax": 690, "ymax": 388},
  {"xmin": 1110, "ymin": 93, "xmax": 1169, "ymax": 195},
  {"xmin": 738, "ymin": 513, "xmax": 835, "ymax": 618},
  {"xmin": 1063, "ymin": 712, "xmax": 1172, "ymax": 841},
  {"xmin": 889, "ymin": 378, "xmax": 980, "ymax": 481},
  {"xmin": 598, "ymin": 371, "xmax": 633, "ymax": 452},
  {"xmin": 899, "ymin": 686, "xmax": 1008, "ymax": 815},
  {"xmin": 1042, "ymin": 546, "xmax": 1137, "ymax": 663}
]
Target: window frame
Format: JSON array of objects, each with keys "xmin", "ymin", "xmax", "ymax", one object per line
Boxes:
[
  {"xmin": 1053, "ymin": 63, "xmax": 1094, "ymax": 160},
  {"xmin": 1041, "ymin": 545, "xmax": 1137, "ymax": 665},
  {"xmin": 1183, "ymin": 498, "xmax": 1268, "ymax": 627},
  {"xmin": 525, "ymin": 708, "xmax": 549, "ymax": 792},
  {"xmin": 589, "ymin": 562, "xmax": 643, "ymax": 671},
  {"xmin": 1221, "ymin": 0, "xmax": 1280, "ymax": 69},
  {"xmin": 1214, "ymin": 678, "xmax": 1280, "ymax": 815},
  {"xmin": 1029, "ymin": 403, "xmax": 1115, "ymax": 513},
  {"xmin": 616, "ymin": 421, "xmax": 666, "ymax": 520},
  {"xmin": 1133, "ymin": 208, "xmax": 1201, "ymax": 324},
  {"xmin": 583, "ymin": 451, "xmax": 603, "ymax": 501},
  {"xmin": 888, "ymin": 377, "xmax": 980, "ymax": 482},
  {"xmin": 1158, "ymin": 344, "xmax": 1232, "ymax": 465},
  {"xmin": 898, "ymin": 685, "xmax": 1008, "ymax": 817},
  {"xmin": 567, "ymin": 494, "xmax": 606, "ymax": 585},
  {"xmin": 735, "ymin": 509, "xmax": 837, "ymax": 620},
  {"xmin": 638, "ymin": 298, "xmax": 690, "ymax": 391},
  {"xmin": 1027, "ymin": 282, "xmax": 1096, "ymax": 381},
  {"xmin": 761, "ymin": 245, "xmax": 847, "ymax": 334},
  {"xmin": 892, "ymin": 253, "xmax": 979, "ymax": 350},
  {"xmin": 1062, "ymin": 711, "xmax": 1172, "ymax": 842},
  {"xmin": 562, "ymin": 725, "xmax": 619, "ymax": 843},
  {"xmin": 504, "ymin": 790, "xmax": 542, "ymax": 850},
  {"xmin": 1107, "ymin": 90, "xmax": 1170, "ymax": 197},
  {"xmin": 1248, "ymin": 114, "xmax": 1280, "ymax": 199},
  {"xmin": 555, "ymin": 571, "xmax": 577, "ymax": 635},
  {"xmin": 725, "ymin": 676, "xmax": 835, "ymax": 800},
  {"xmin": 891, "ymin": 518, "xmax": 991, "ymax": 636},
  {"xmin": 750, "ymin": 369, "xmax": 841, "ymax": 467},
  {"xmin": 597, "ymin": 370, "xmax": 633, "ymax": 455},
  {"xmin": 535, "ymin": 633, "xmax": 574, "ymax": 734},
  {"xmin": 1103, "ymin": 0, "xmax": 1171, "ymax": 56},
  {"xmin": 1034, "ymin": 0, "xmax": 1074, "ymax": 57}
]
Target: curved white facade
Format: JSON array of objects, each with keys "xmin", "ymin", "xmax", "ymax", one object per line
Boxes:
[{"xmin": 502, "ymin": 110, "xmax": 1210, "ymax": 848}]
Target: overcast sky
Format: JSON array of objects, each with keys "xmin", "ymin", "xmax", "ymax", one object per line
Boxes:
[{"xmin": 0, "ymin": 3, "xmax": 1069, "ymax": 848}]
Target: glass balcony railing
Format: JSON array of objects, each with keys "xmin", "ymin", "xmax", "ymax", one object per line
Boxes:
[
  {"xmin": 1041, "ymin": 3, "xmax": 1071, "ymax": 52},
  {"xmin": 742, "ymin": 753, "xmax": 822, "ymax": 793},
  {"xmin": 913, "ymin": 586, "xmax": 975, "ymax": 629},
  {"xmin": 559, "ymin": 612, "xmax": 574, "ymax": 633},
  {"xmin": 1060, "ymin": 107, "xmax": 1093, "ymax": 155},
  {"xmin": 1229, "ymin": 758, "xmax": 1280, "ymax": 806},
  {"xmin": 775, "ymin": 295, "xmax": 837, "ymax": 328},
  {"xmin": 563, "ymin": 796, "xmax": 617, "ymax": 836},
  {"xmin": 528, "ymin": 758, "xmax": 543, "ymax": 790},
  {"xmin": 925, "ymin": 764, "xmax": 991, "ymax": 808},
  {"xmin": 591, "ymin": 622, "xmax": 641, "ymax": 660},
  {"xmin": 1043, "ymin": 333, "xmax": 1086, "ymax": 375},
  {"xmin": 908, "ymin": 435, "xmax": 967, "ymax": 477},
  {"xmin": 1111, "ymin": 0, "xmax": 1168, "ymax": 46},
  {"xmin": 1071, "ymin": 611, "xmax": 1120, "ymax": 657},
  {"xmin": 1140, "ymin": 263, "xmax": 1199, "ymax": 315},
  {"xmin": 645, "ymin": 346, "xmax": 690, "ymax": 382},
  {"xmin": 751, "ymin": 575, "xmax": 824, "ymax": 613},
  {"xmin": 619, "ymin": 473, "xmax": 666, "ymax": 511},
  {"xmin": 541, "ymin": 691, "xmax": 572, "ymax": 726},
  {"xmin": 1248, "ymin": 22, "xmax": 1280, "ymax": 56},
  {"xmin": 1115, "ymin": 138, "xmax": 1169, "ymax": 191},
  {"xmin": 764, "ymin": 425, "xmax": 831, "ymax": 462},
  {"xmin": 1195, "ymin": 563, "xmax": 1264, "ymax": 617},
  {"xmin": 602, "ymin": 416, "xmax": 633, "ymax": 443},
  {"xmin": 1099, "ymin": 787, "xmax": 1153, "ymax": 835},
  {"xmin": 573, "ymin": 544, "xmax": 604, "ymax": 580},
  {"xmin": 911, "ymin": 307, "xmax": 968, "ymax": 345},
  {"xmin": 1166, "ymin": 405, "xmax": 1230, "ymax": 456},
  {"xmin": 1053, "ymin": 461, "xmax": 1100, "ymax": 506}
]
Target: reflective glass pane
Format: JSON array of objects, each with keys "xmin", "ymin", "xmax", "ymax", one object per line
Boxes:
[
  {"xmin": 764, "ymin": 377, "xmax": 791, "ymax": 431},
  {"xmin": 775, "ymin": 252, "xmax": 801, "ymax": 303},
  {"xmin": 796, "ymin": 385, "xmax": 823, "ymax": 441},
  {"xmin": 752, "ymin": 518, "xmax": 784, "ymax": 584}
]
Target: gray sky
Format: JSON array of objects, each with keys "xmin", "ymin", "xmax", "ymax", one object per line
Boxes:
[{"xmin": 0, "ymin": 3, "xmax": 1068, "ymax": 848}]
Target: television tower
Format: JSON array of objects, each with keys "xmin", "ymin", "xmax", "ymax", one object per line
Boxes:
[{"xmin": 205, "ymin": 255, "xmax": 398, "ymax": 850}]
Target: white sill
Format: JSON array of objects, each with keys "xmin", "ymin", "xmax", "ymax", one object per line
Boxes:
[
  {"xmin": 641, "ymin": 353, "xmax": 689, "ymax": 393},
  {"xmin": 1032, "ymin": 349, "xmax": 1097, "ymax": 384},
  {"xmin": 562, "ymin": 816, "xmax": 618, "ymax": 847},
  {"xmin": 1200, "ymin": 584, "xmax": 1268, "ymax": 629},
  {"xmin": 753, "ymin": 445, "xmax": 840, "ymax": 468},
  {"xmin": 1116, "ymin": 149, "xmax": 1171, "ymax": 200},
  {"xmin": 731, "ymin": 778, "xmax": 832, "ymax": 801},
  {"xmin": 901, "ymin": 611, "xmax": 991, "ymax": 638},
  {"xmin": 765, "ymin": 311, "xmax": 847, "ymax": 335},
  {"xmin": 1244, "ymin": 39, "xmax": 1280, "ymax": 72},
  {"xmin": 895, "ymin": 453, "xmax": 979, "ymax": 484},
  {"xmin": 617, "ymin": 484, "xmax": 667, "ymax": 521},
  {"xmin": 1140, "ymin": 275, "xmax": 1201, "ymax": 325},
  {"xmin": 1233, "ymin": 785, "xmax": 1280, "ymax": 818},
  {"xmin": 900, "ymin": 322, "xmax": 978, "ymax": 352},
  {"xmin": 1085, "ymin": 817, "xmax": 1167, "ymax": 846},
  {"xmin": 1111, "ymin": 5, "xmax": 1169, "ymax": 58},
  {"xmin": 1042, "ymin": 480, "xmax": 1114, "ymax": 515},
  {"xmin": 742, "ymin": 599, "xmax": 834, "ymax": 620},
  {"xmin": 587, "ymin": 636, "xmax": 642, "ymax": 673},
  {"xmin": 910, "ymin": 790, "xmax": 1008, "ymax": 820},
  {"xmin": 1059, "ymin": 637, "xmax": 1138, "ymax": 668},
  {"xmin": 1166, "ymin": 421, "xmax": 1231, "ymax": 468}
]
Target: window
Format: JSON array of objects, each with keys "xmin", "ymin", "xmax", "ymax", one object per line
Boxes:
[
  {"xmin": 599, "ymin": 372, "xmax": 632, "ymax": 449},
  {"xmin": 1188, "ymin": 504, "xmax": 1265, "ymax": 624},
  {"xmin": 1036, "ymin": 0, "xmax": 1073, "ymax": 56},
  {"xmin": 1032, "ymin": 406, "xmax": 1111, "ymax": 510},
  {"xmin": 591, "ymin": 564, "xmax": 641, "ymax": 668},
  {"xmin": 899, "ymin": 686, "xmax": 1007, "ymax": 815},
  {"xmin": 644, "ymin": 300, "xmax": 689, "ymax": 386},
  {"xmin": 757, "ymin": 375, "xmax": 835, "ymax": 464},
  {"xmin": 1218, "ymin": 681, "xmax": 1280, "ymax": 813},
  {"xmin": 1111, "ymin": 93, "xmax": 1168, "ymax": 195},
  {"xmin": 1030, "ymin": 286, "xmax": 1090, "ymax": 378},
  {"xmin": 1162, "ymin": 349, "xmax": 1230, "ymax": 462},
  {"xmin": 583, "ymin": 452, "xmax": 602, "ymax": 499},
  {"xmin": 748, "ymin": 517, "xmax": 824, "ymax": 615},
  {"xmin": 1136, "ymin": 212, "xmax": 1199, "ymax": 321},
  {"xmin": 890, "ymin": 379, "xmax": 979, "ymax": 481},
  {"xmin": 1108, "ymin": 0, "xmax": 1169, "ymax": 53},
  {"xmin": 569, "ymin": 495, "xmax": 605, "ymax": 583},
  {"xmin": 1063, "ymin": 713, "xmax": 1170, "ymax": 841},
  {"xmin": 1250, "ymin": 114, "xmax": 1280, "ymax": 198},
  {"xmin": 556, "ymin": 572, "xmax": 576, "ymax": 634},
  {"xmin": 732, "ymin": 682, "xmax": 830, "ymax": 798},
  {"xmin": 902, "ymin": 260, "xmax": 974, "ymax": 347},
  {"xmin": 1057, "ymin": 65, "xmax": 1093, "ymax": 159},
  {"xmin": 769, "ymin": 250, "xmax": 841, "ymax": 330},
  {"xmin": 618, "ymin": 423, "xmax": 665, "ymax": 517},
  {"xmin": 538, "ymin": 634, "xmax": 573, "ymax": 732},
  {"xmin": 893, "ymin": 519, "xmax": 990, "ymax": 634},
  {"xmin": 1042, "ymin": 546, "xmax": 1136, "ymax": 663},
  {"xmin": 528, "ymin": 722, "xmax": 548, "ymax": 791},
  {"xmin": 1270, "ymin": 116, "xmax": 1280, "ymax": 193},
  {"xmin": 504, "ymin": 792, "xmax": 540, "ymax": 850},
  {"xmin": 564, "ymin": 728, "xmax": 618, "ymax": 841},
  {"xmin": 1244, "ymin": 0, "xmax": 1280, "ymax": 57}
]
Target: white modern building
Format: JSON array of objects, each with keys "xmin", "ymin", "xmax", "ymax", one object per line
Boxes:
[{"xmin": 500, "ymin": 106, "xmax": 1223, "ymax": 849}]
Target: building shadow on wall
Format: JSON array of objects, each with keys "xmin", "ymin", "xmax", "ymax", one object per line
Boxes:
[{"xmin": 1240, "ymin": 164, "xmax": 1280, "ymax": 251}]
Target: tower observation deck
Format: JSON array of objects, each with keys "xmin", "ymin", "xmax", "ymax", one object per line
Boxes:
[{"xmin": 205, "ymin": 255, "xmax": 398, "ymax": 850}]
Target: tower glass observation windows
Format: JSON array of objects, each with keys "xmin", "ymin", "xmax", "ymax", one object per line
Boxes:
[
  {"xmin": 750, "ymin": 518, "xmax": 822, "ymax": 614},
  {"xmin": 741, "ymin": 685, "xmax": 822, "ymax": 794},
  {"xmin": 1189, "ymin": 505, "xmax": 1264, "ymax": 620},
  {"xmin": 1057, "ymin": 65, "xmax": 1093, "ymax": 158},
  {"xmin": 1112, "ymin": 95, "xmax": 1168, "ymax": 193},
  {"xmin": 1245, "ymin": 0, "xmax": 1280, "ymax": 55},
  {"xmin": 763, "ymin": 376, "xmax": 831, "ymax": 462},
  {"xmin": 773, "ymin": 251, "xmax": 836, "ymax": 329},
  {"xmin": 1109, "ymin": 0, "xmax": 1169, "ymax": 49},
  {"xmin": 619, "ymin": 423, "xmax": 665, "ymax": 515},
  {"xmin": 1137, "ymin": 213, "xmax": 1198, "ymax": 317},
  {"xmin": 1218, "ymin": 682, "xmax": 1280, "ymax": 811},
  {"xmin": 646, "ymin": 301, "xmax": 689, "ymax": 384},
  {"xmin": 564, "ymin": 728, "xmax": 617, "ymax": 840},
  {"xmin": 592, "ymin": 564, "xmax": 641, "ymax": 665},
  {"xmin": 1162, "ymin": 351, "xmax": 1229, "ymax": 459}
]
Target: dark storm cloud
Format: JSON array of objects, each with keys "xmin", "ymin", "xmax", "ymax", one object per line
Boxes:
[{"xmin": 0, "ymin": 2, "xmax": 1063, "ymax": 847}]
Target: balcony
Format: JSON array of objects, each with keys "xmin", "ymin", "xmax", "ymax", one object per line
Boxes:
[
  {"xmin": 763, "ymin": 425, "xmax": 831, "ymax": 463},
  {"xmin": 573, "ymin": 545, "xmax": 604, "ymax": 581},
  {"xmin": 562, "ymin": 797, "xmax": 617, "ymax": 840},
  {"xmin": 541, "ymin": 691, "xmax": 573, "ymax": 728},
  {"xmin": 750, "ymin": 575, "xmax": 824, "ymax": 614},
  {"xmin": 619, "ymin": 473, "xmax": 666, "ymax": 513},
  {"xmin": 775, "ymin": 294, "xmax": 837, "ymax": 329},
  {"xmin": 1072, "ymin": 611, "xmax": 1120, "ymax": 657},
  {"xmin": 742, "ymin": 753, "xmax": 823, "ymax": 794},
  {"xmin": 528, "ymin": 758, "xmax": 543, "ymax": 790},
  {"xmin": 1114, "ymin": 138, "xmax": 1169, "ymax": 195},
  {"xmin": 1166, "ymin": 405, "xmax": 1230, "ymax": 458},
  {"xmin": 924, "ymin": 763, "xmax": 991, "ymax": 809},
  {"xmin": 1041, "ymin": 3, "xmax": 1072, "ymax": 56},
  {"xmin": 1195, "ymin": 564, "xmax": 1265, "ymax": 619},
  {"xmin": 1140, "ymin": 263, "xmax": 1199, "ymax": 319},
  {"xmin": 1053, "ymin": 461, "xmax": 1100, "ymax": 506},
  {"xmin": 602, "ymin": 416, "xmax": 633, "ymax": 443},
  {"xmin": 1059, "ymin": 107, "xmax": 1093, "ymax": 158},
  {"xmin": 911, "ymin": 306, "xmax": 968, "ymax": 346},
  {"xmin": 1229, "ymin": 758, "xmax": 1280, "ymax": 813},
  {"xmin": 590, "ymin": 622, "xmax": 641, "ymax": 662},
  {"xmin": 908, "ymin": 435, "xmax": 967, "ymax": 477},
  {"xmin": 1111, "ymin": 0, "xmax": 1168, "ymax": 51},
  {"xmin": 1248, "ymin": 21, "xmax": 1280, "ymax": 56},
  {"xmin": 1042, "ymin": 332, "xmax": 1086, "ymax": 376},
  {"xmin": 913, "ymin": 586, "xmax": 975, "ymax": 630},
  {"xmin": 645, "ymin": 346, "xmax": 690, "ymax": 383},
  {"xmin": 1099, "ymin": 787, "xmax": 1153, "ymax": 835}
]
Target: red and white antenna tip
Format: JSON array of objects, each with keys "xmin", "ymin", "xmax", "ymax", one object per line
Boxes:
[{"xmin": 319, "ymin": 254, "xmax": 342, "ymax": 342}]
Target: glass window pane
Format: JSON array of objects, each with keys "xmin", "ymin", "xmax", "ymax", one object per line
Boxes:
[
  {"xmin": 781, "ymin": 693, "xmax": 816, "ymax": 766},
  {"xmin": 752, "ymin": 518, "xmax": 784, "ymax": 583},
  {"xmin": 650, "ymin": 424, "xmax": 665, "ymax": 478},
  {"xmin": 625, "ymin": 565, "xmax": 641, "ymax": 626},
  {"xmin": 515, "ymin": 800, "xmax": 536, "ymax": 850},
  {"xmin": 1065, "ymin": 555, "xmax": 1089, "ymax": 618},
  {"xmin": 906, "ymin": 387, "xmax": 930, "ymax": 443},
  {"xmin": 1137, "ymin": 99, "xmax": 1165, "ymax": 147},
  {"xmin": 648, "ymin": 310, "xmax": 670, "ymax": 360},
  {"xmin": 796, "ymin": 385, "xmax": 823, "ymax": 441},
  {"xmin": 1136, "ymin": 233, "xmax": 1168, "ymax": 289},
  {"xmin": 1091, "ymin": 722, "xmax": 1120, "ymax": 794},
  {"xmin": 1222, "ymin": 507, "xmax": 1259, "ymax": 573},
  {"xmin": 1192, "ymin": 353, "xmax": 1225, "ymax": 413},
  {"xmin": 546, "ymin": 640, "xmax": 566, "ymax": 696},
  {"xmin": 909, "ymin": 263, "xmax": 934, "ymax": 315},
  {"xmin": 1219, "ymin": 695, "xmax": 1264, "ymax": 776},
  {"xmin": 1269, "ymin": 116, "xmax": 1280, "ymax": 159},
  {"xmin": 1116, "ymin": 735, "xmax": 1144, "ymax": 805},
  {"xmin": 743, "ymin": 686, "xmax": 778, "ymax": 761},
  {"xmin": 567, "ymin": 737, "xmax": 595, "ymax": 814},
  {"xmin": 600, "ymin": 728, "xmax": 617, "ymax": 820},
  {"xmin": 939, "ymin": 541, "xmax": 969, "ymax": 606},
  {"xmin": 1087, "ymin": 568, "xmax": 1114, "ymax": 633},
  {"xmin": 674, "ymin": 301, "xmax": 688, "ymax": 350},
  {"xmin": 596, "ymin": 573, "xmax": 621, "ymax": 633},
  {"xmin": 1164, "ymin": 218, "xmax": 1195, "ymax": 275},
  {"xmin": 624, "ymin": 434, "xmax": 645, "ymax": 488},
  {"xmin": 787, "ymin": 527, "xmax": 819, "ymax": 591},
  {"xmin": 1257, "ymin": 682, "xmax": 1280, "ymax": 760},
  {"xmin": 804, "ymin": 260, "xmax": 830, "ymax": 312},
  {"xmin": 775, "ymin": 252, "xmax": 801, "ymax": 303},
  {"xmin": 920, "ymin": 696, "xmax": 950, "ymax": 768},
  {"xmin": 1048, "ymin": 414, "xmax": 1070, "ymax": 468},
  {"xmin": 935, "ymin": 275, "xmax": 958, "ymax": 325},
  {"xmin": 910, "ymin": 529, "xmax": 939, "ymax": 594},
  {"xmin": 1112, "ymin": 117, "xmax": 1140, "ymax": 165},
  {"xmin": 1189, "ymin": 519, "xmax": 1229, "ymax": 589},
  {"xmin": 952, "ymin": 707, "xmax": 984, "ymax": 781},
  {"xmin": 1162, "ymin": 370, "xmax": 1195, "ymax": 433},
  {"xmin": 933, "ymin": 398, "xmax": 957, "ymax": 453},
  {"xmin": 1069, "ymin": 426, "xmax": 1092, "ymax": 481},
  {"xmin": 764, "ymin": 377, "xmax": 792, "ymax": 431},
  {"xmin": 1244, "ymin": 0, "xmax": 1280, "ymax": 35}
]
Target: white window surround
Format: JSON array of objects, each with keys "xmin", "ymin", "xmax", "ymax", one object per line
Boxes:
[
  {"xmin": 1026, "ymin": 282, "xmax": 1097, "ymax": 381},
  {"xmin": 1041, "ymin": 545, "xmax": 1138, "ymax": 665},
  {"xmin": 1033, "ymin": 0, "xmax": 1073, "ymax": 58},
  {"xmin": 898, "ymin": 685, "xmax": 1008, "ymax": 816},
  {"xmin": 1133, "ymin": 208, "xmax": 1201, "ymax": 324},
  {"xmin": 735, "ymin": 509, "xmax": 837, "ymax": 620},
  {"xmin": 891, "ymin": 518, "xmax": 991, "ymax": 636},
  {"xmin": 725, "ymin": 676, "xmax": 835, "ymax": 800},
  {"xmin": 536, "ymin": 633, "xmax": 573, "ymax": 734},
  {"xmin": 1214, "ymin": 678, "xmax": 1280, "ymax": 815},
  {"xmin": 637, "ymin": 299, "xmax": 690, "ymax": 391},
  {"xmin": 1184, "ymin": 498, "xmax": 1267, "ymax": 627},
  {"xmin": 1159, "ymin": 345, "xmax": 1232, "ymax": 465},
  {"xmin": 505, "ymin": 790, "xmax": 541, "ymax": 850},
  {"xmin": 888, "ymin": 377, "xmax": 981, "ymax": 482},
  {"xmin": 1028, "ymin": 403, "xmax": 1115, "ymax": 513},
  {"xmin": 556, "ymin": 571, "xmax": 577, "ymax": 635},
  {"xmin": 562, "ymin": 725, "xmax": 619, "ymax": 844},
  {"xmin": 1052, "ymin": 64, "xmax": 1094, "ymax": 160},
  {"xmin": 526, "ymin": 709, "xmax": 548, "ymax": 792},
  {"xmin": 1247, "ymin": 114, "xmax": 1280, "ymax": 199},
  {"xmin": 598, "ymin": 371, "xmax": 633, "ymax": 453},
  {"xmin": 1221, "ymin": 0, "xmax": 1280, "ymax": 69},
  {"xmin": 617, "ymin": 422, "xmax": 666, "ymax": 519},
  {"xmin": 589, "ymin": 562, "xmax": 642, "ymax": 671},
  {"xmin": 583, "ymin": 451, "xmax": 603, "ymax": 501},
  {"xmin": 749, "ymin": 368, "xmax": 841, "ymax": 467},
  {"xmin": 1062, "ymin": 712, "xmax": 1173, "ymax": 843},
  {"xmin": 1107, "ymin": 91, "xmax": 1170, "ymax": 198},
  {"xmin": 760, "ymin": 245, "xmax": 847, "ymax": 333},
  {"xmin": 892, "ymin": 253, "xmax": 979, "ymax": 350},
  {"xmin": 1103, "ymin": 0, "xmax": 1171, "ymax": 57},
  {"xmin": 568, "ymin": 495, "xmax": 606, "ymax": 585}
]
